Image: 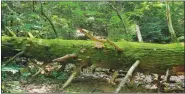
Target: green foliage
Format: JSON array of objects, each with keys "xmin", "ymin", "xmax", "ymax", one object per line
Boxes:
[
  {"xmin": 1, "ymin": 1, "xmax": 184, "ymax": 42},
  {"xmin": 1, "ymin": 65, "xmax": 19, "ymax": 74},
  {"xmin": 51, "ymin": 71, "xmax": 69, "ymax": 80}
]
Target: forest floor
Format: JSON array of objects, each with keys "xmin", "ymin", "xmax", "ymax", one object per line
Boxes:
[
  {"xmin": 2, "ymin": 71, "xmax": 184, "ymax": 93},
  {"xmin": 18, "ymin": 77, "xmax": 154, "ymax": 93}
]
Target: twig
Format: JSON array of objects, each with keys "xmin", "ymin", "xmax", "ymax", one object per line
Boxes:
[
  {"xmin": 52, "ymin": 54, "xmax": 77, "ymax": 62},
  {"xmin": 114, "ymin": 60, "xmax": 140, "ymax": 93}
]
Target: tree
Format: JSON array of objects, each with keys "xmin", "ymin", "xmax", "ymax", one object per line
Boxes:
[{"xmin": 165, "ymin": 2, "xmax": 177, "ymax": 42}]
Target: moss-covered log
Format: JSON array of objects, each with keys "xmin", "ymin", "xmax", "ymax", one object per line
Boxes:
[{"xmin": 1, "ymin": 36, "xmax": 184, "ymax": 74}]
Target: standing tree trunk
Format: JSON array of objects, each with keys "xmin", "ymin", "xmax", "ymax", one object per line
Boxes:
[
  {"xmin": 40, "ymin": 2, "xmax": 58, "ymax": 38},
  {"xmin": 109, "ymin": 3, "xmax": 128, "ymax": 34},
  {"xmin": 166, "ymin": 2, "xmax": 177, "ymax": 42},
  {"xmin": 136, "ymin": 24, "xmax": 143, "ymax": 42}
]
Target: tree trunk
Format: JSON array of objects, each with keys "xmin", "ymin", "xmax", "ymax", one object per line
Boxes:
[
  {"xmin": 109, "ymin": 3, "xmax": 128, "ymax": 34},
  {"xmin": 166, "ymin": 2, "xmax": 177, "ymax": 42},
  {"xmin": 136, "ymin": 24, "xmax": 143, "ymax": 42},
  {"xmin": 2, "ymin": 36, "xmax": 184, "ymax": 74},
  {"xmin": 40, "ymin": 2, "xmax": 58, "ymax": 38}
]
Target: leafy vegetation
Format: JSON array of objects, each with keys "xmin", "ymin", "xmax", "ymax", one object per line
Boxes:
[{"xmin": 2, "ymin": 1, "xmax": 183, "ymax": 42}]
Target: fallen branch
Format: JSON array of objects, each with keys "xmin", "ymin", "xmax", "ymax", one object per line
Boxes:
[
  {"xmin": 52, "ymin": 54, "xmax": 77, "ymax": 62},
  {"xmin": 78, "ymin": 28, "xmax": 123, "ymax": 51},
  {"xmin": 106, "ymin": 39, "xmax": 123, "ymax": 52},
  {"xmin": 27, "ymin": 32, "xmax": 35, "ymax": 38},
  {"xmin": 78, "ymin": 28, "xmax": 106, "ymax": 43},
  {"xmin": 3, "ymin": 47, "xmax": 26, "ymax": 66},
  {"xmin": 62, "ymin": 66, "xmax": 81, "ymax": 89},
  {"xmin": 114, "ymin": 60, "xmax": 140, "ymax": 93}
]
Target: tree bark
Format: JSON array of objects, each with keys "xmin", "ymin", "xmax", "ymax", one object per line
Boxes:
[
  {"xmin": 166, "ymin": 2, "xmax": 177, "ymax": 42},
  {"xmin": 136, "ymin": 24, "xmax": 143, "ymax": 42},
  {"xmin": 2, "ymin": 36, "xmax": 184, "ymax": 74}
]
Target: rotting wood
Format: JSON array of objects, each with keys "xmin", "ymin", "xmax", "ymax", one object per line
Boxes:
[
  {"xmin": 1, "ymin": 36, "xmax": 184, "ymax": 74},
  {"xmin": 52, "ymin": 54, "xmax": 78, "ymax": 62},
  {"xmin": 78, "ymin": 28, "xmax": 123, "ymax": 51}
]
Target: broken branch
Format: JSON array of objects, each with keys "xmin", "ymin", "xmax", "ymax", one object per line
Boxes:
[
  {"xmin": 114, "ymin": 60, "xmax": 140, "ymax": 93},
  {"xmin": 78, "ymin": 28, "xmax": 106, "ymax": 43},
  {"xmin": 78, "ymin": 28, "xmax": 123, "ymax": 51},
  {"xmin": 52, "ymin": 54, "xmax": 77, "ymax": 62},
  {"xmin": 106, "ymin": 39, "xmax": 123, "ymax": 52},
  {"xmin": 62, "ymin": 66, "xmax": 81, "ymax": 89}
]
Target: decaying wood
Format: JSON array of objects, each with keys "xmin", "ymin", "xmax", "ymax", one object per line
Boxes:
[
  {"xmin": 106, "ymin": 39, "xmax": 123, "ymax": 52},
  {"xmin": 52, "ymin": 54, "xmax": 77, "ymax": 62},
  {"xmin": 78, "ymin": 28, "xmax": 106, "ymax": 43},
  {"xmin": 115, "ymin": 60, "xmax": 140, "ymax": 93},
  {"xmin": 78, "ymin": 28, "xmax": 123, "ymax": 51},
  {"xmin": 1, "ymin": 36, "xmax": 184, "ymax": 74}
]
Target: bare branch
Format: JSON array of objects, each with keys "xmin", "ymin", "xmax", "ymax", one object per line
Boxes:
[{"xmin": 115, "ymin": 60, "xmax": 140, "ymax": 93}]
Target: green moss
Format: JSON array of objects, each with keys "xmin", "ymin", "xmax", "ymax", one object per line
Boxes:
[{"xmin": 2, "ymin": 36, "xmax": 184, "ymax": 73}]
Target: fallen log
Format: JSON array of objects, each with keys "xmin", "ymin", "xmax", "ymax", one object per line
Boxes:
[{"xmin": 1, "ymin": 36, "xmax": 184, "ymax": 74}]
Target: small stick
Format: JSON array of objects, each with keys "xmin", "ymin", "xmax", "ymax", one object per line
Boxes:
[
  {"xmin": 52, "ymin": 54, "xmax": 77, "ymax": 62},
  {"xmin": 114, "ymin": 60, "xmax": 140, "ymax": 93}
]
